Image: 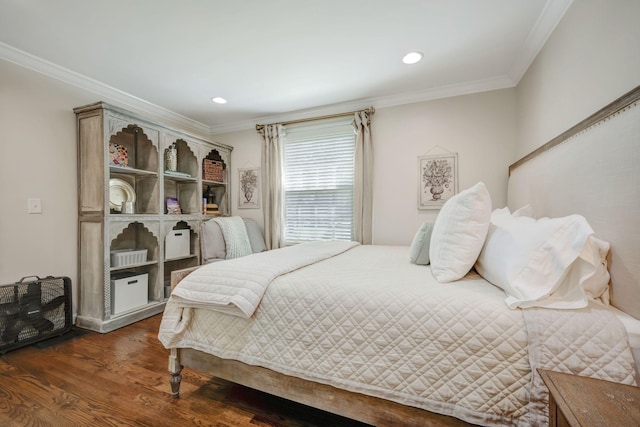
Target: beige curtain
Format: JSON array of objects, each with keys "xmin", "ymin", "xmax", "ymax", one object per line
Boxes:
[
  {"xmin": 353, "ymin": 111, "xmax": 373, "ymax": 244},
  {"xmin": 260, "ymin": 124, "xmax": 285, "ymax": 249}
]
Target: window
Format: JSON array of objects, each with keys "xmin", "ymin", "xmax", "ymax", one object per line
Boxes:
[{"xmin": 283, "ymin": 118, "xmax": 356, "ymax": 245}]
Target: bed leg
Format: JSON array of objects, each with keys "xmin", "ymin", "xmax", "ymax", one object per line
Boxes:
[
  {"xmin": 168, "ymin": 349, "xmax": 183, "ymax": 397},
  {"xmin": 170, "ymin": 370, "xmax": 182, "ymax": 397}
]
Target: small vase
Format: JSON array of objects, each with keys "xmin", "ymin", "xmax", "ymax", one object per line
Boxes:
[
  {"xmin": 165, "ymin": 144, "xmax": 177, "ymax": 171},
  {"xmin": 430, "ymin": 185, "xmax": 444, "ymax": 200}
]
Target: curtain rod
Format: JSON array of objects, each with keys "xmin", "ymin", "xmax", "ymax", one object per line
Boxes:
[{"xmin": 255, "ymin": 107, "xmax": 375, "ymax": 133}]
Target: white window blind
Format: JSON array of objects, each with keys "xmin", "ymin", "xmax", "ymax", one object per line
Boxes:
[{"xmin": 283, "ymin": 118, "xmax": 355, "ymax": 245}]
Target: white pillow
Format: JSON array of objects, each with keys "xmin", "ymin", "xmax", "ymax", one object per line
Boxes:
[
  {"xmin": 475, "ymin": 208, "xmax": 607, "ymax": 309},
  {"xmin": 409, "ymin": 221, "xmax": 434, "ymax": 265},
  {"xmin": 429, "ymin": 182, "xmax": 492, "ymax": 282},
  {"xmin": 200, "ymin": 218, "xmax": 267, "ymax": 264},
  {"xmin": 579, "ymin": 236, "xmax": 611, "ymax": 304}
]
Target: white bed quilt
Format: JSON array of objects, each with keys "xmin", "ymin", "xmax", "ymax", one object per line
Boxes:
[
  {"xmin": 159, "ymin": 245, "xmax": 637, "ymax": 426},
  {"xmin": 169, "ymin": 240, "xmax": 358, "ymax": 318}
]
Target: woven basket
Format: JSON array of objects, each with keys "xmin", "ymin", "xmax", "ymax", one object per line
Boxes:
[{"xmin": 203, "ymin": 160, "xmax": 224, "ymax": 182}]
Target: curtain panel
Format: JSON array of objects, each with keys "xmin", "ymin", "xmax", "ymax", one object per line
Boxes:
[
  {"xmin": 353, "ymin": 111, "xmax": 373, "ymax": 244},
  {"xmin": 260, "ymin": 124, "xmax": 285, "ymax": 249}
]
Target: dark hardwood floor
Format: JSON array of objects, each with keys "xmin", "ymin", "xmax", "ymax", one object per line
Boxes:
[{"xmin": 0, "ymin": 315, "xmax": 370, "ymax": 427}]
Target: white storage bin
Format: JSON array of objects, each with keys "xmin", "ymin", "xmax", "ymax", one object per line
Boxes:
[
  {"xmin": 110, "ymin": 249, "xmax": 147, "ymax": 267},
  {"xmin": 166, "ymin": 229, "xmax": 190, "ymax": 259},
  {"xmin": 111, "ymin": 272, "xmax": 148, "ymax": 314}
]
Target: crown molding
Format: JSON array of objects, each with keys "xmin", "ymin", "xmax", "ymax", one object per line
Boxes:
[
  {"xmin": 209, "ymin": 74, "xmax": 516, "ymax": 135},
  {"xmin": 371, "ymin": 75, "xmax": 516, "ymax": 109},
  {"xmin": 508, "ymin": 0, "xmax": 573, "ymax": 84},
  {"xmin": 0, "ymin": 42, "xmax": 211, "ymax": 136},
  {"xmin": 2, "ymin": 0, "xmax": 571, "ymax": 139}
]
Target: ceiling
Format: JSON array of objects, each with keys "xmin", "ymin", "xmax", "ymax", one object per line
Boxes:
[{"xmin": 0, "ymin": 0, "xmax": 572, "ymax": 134}]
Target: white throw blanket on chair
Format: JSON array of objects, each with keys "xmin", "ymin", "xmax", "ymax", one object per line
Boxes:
[{"xmin": 213, "ymin": 216, "xmax": 252, "ymax": 259}]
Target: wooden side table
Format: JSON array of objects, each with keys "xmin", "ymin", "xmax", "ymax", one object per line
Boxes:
[{"xmin": 539, "ymin": 369, "xmax": 640, "ymax": 427}]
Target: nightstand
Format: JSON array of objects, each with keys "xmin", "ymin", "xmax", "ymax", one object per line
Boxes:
[{"xmin": 538, "ymin": 369, "xmax": 640, "ymax": 427}]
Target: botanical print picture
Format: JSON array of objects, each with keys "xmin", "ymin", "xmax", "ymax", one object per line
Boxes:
[
  {"xmin": 238, "ymin": 167, "xmax": 260, "ymax": 209},
  {"xmin": 418, "ymin": 153, "xmax": 458, "ymax": 209}
]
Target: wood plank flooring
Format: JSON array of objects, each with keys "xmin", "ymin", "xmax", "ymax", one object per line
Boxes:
[{"xmin": 0, "ymin": 315, "xmax": 370, "ymax": 427}]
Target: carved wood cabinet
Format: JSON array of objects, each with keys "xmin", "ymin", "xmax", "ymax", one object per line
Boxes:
[{"xmin": 74, "ymin": 102, "xmax": 232, "ymax": 332}]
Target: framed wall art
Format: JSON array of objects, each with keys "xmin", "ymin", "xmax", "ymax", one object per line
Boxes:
[
  {"xmin": 418, "ymin": 153, "xmax": 458, "ymax": 209},
  {"xmin": 238, "ymin": 167, "xmax": 261, "ymax": 209}
]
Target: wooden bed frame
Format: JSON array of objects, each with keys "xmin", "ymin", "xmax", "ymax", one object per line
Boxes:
[
  {"xmin": 166, "ymin": 85, "xmax": 640, "ymax": 426},
  {"xmin": 167, "ymin": 268, "xmax": 471, "ymax": 426},
  {"xmin": 169, "ymin": 345, "xmax": 470, "ymax": 426}
]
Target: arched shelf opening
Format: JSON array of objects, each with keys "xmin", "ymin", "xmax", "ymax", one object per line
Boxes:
[
  {"xmin": 110, "ymin": 222, "xmax": 159, "ymax": 268},
  {"xmin": 165, "ymin": 138, "xmax": 198, "ymax": 177},
  {"xmin": 109, "ymin": 125, "xmax": 158, "ymax": 172},
  {"xmin": 202, "ymin": 148, "xmax": 228, "ymax": 216},
  {"xmin": 163, "ymin": 220, "xmax": 200, "ymax": 299}
]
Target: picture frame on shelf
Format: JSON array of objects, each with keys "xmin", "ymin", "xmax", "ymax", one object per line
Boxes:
[
  {"xmin": 238, "ymin": 167, "xmax": 260, "ymax": 209},
  {"xmin": 418, "ymin": 153, "xmax": 458, "ymax": 210},
  {"xmin": 108, "ymin": 142, "xmax": 129, "ymax": 167}
]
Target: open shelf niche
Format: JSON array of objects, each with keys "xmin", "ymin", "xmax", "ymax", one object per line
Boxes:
[
  {"xmin": 202, "ymin": 148, "xmax": 229, "ymax": 216},
  {"xmin": 162, "ymin": 220, "xmax": 200, "ymax": 298},
  {"xmin": 108, "ymin": 221, "xmax": 160, "ymax": 313},
  {"xmin": 109, "ymin": 124, "xmax": 159, "ymax": 172},
  {"xmin": 108, "ymin": 124, "xmax": 159, "ymax": 215},
  {"xmin": 163, "ymin": 138, "xmax": 199, "ymax": 214}
]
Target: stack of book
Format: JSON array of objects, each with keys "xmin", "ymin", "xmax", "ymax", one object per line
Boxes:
[
  {"xmin": 205, "ymin": 203, "xmax": 219, "ymax": 215},
  {"xmin": 164, "ymin": 170, "xmax": 191, "ymax": 178}
]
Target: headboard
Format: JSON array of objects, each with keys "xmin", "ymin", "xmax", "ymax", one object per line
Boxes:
[{"xmin": 508, "ymin": 85, "xmax": 640, "ymax": 320}]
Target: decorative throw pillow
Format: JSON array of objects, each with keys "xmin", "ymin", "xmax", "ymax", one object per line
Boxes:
[
  {"xmin": 200, "ymin": 219, "xmax": 227, "ymax": 263},
  {"xmin": 242, "ymin": 218, "xmax": 267, "ymax": 253},
  {"xmin": 475, "ymin": 208, "xmax": 605, "ymax": 309},
  {"xmin": 429, "ymin": 182, "xmax": 492, "ymax": 282},
  {"xmin": 200, "ymin": 218, "xmax": 267, "ymax": 264},
  {"xmin": 409, "ymin": 221, "xmax": 434, "ymax": 265}
]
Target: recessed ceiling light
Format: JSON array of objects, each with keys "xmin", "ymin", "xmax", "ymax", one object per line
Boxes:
[
  {"xmin": 211, "ymin": 97, "xmax": 227, "ymax": 104},
  {"xmin": 402, "ymin": 52, "xmax": 423, "ymax": 65}
]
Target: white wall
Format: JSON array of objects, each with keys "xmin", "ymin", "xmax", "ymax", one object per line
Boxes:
[
  {"xmin": 516, "ymin": 0, "xmax": 640, "ymax": 157},
  {"xmin": 214, "ymin": 89, "xmax": 517, "ymax": 246},
  {"xmin": 211, "ymin": 128, "xmax": 263, "ymax": 225},
  {"xmin": 0, "ymin": 60, "xmax": 89, "ymax": 298},
  {"xmin": 372, "ymin": 90, "xmax": 516, "ymax": 244}
]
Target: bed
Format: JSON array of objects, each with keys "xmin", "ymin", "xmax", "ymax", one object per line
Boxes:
[{"xmin": 158, "ymin": 85, "xmax": 640, "ymax": 426}]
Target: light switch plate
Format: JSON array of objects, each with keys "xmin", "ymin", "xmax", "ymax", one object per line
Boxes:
[{"xmin": 28, "ymin": 198, "xmax": 42, "ymax": 214}]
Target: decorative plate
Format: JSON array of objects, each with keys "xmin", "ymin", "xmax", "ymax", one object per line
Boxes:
[
  {"xmin": 109, "ymin": 142, "xmax": 129, "ymax": 167},
  {"xmin": 109, "ymin": 178, "xmax": 136, "ymax": 211}
]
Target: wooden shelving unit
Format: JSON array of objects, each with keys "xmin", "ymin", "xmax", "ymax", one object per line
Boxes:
[{"xmin": 74, "ymin": 102, "xmax": 232, "ymax": 332}]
